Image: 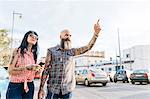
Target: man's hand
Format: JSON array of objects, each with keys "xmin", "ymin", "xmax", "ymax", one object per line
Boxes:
[
  {"xmin": 94, "ymin": 19, "xmax": 101, "ymax": 35},
  {"xmin": 38, "ymin": 89, "xmax": 45, "ymax": 99}
]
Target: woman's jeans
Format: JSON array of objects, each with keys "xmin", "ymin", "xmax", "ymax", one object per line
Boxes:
[
  {"xmin": 6, "ymin": 82, "xmax": 34, "ymax": 99},
  {"xmin": 46, "ymin": 89, "xmax": 72, "ymax": 99}
]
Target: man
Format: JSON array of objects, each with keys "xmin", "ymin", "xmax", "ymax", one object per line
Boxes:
[{"xmin": 38, "ymin": 19, "xmax": 101, "ymax": 99}]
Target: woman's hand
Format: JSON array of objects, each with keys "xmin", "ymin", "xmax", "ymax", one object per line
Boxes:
[
  {"xmin": 26, "ymin": 64, "xmax": 41, "ymax": 71},
  {"xmin": 33, "ymin": 65, "xmax": 41, "ymax": 71}
]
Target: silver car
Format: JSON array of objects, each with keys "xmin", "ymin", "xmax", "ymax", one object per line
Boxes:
[
  {"xmin": 75, "ymin": 68, "xmax": 108, "ymax": 86},
  {"xmin": 0, "ymin": 67, "xmax": 9, "ymax": 98}
]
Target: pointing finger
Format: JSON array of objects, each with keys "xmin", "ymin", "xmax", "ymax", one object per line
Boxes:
[{"xmin": 97, "ymin": 19, "xmax": 100, "ymax": 24}]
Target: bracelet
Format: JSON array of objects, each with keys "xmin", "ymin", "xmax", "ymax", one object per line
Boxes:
[
  {"xmin": 25, "ymin": 66, "xmax": 29, "ymax": 70},
  {"xmin": 26, "ymin": 66, "xmax": 32, "ymax": 70},
  {"xmin": 94, "ymin": 33, "xmax": 98, "ymax": 38}
]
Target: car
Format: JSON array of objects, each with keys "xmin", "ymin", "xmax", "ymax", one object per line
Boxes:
[
  {"xmin": 34, "ymin": 62, "xmax": 45, "ymax": 79},
  {"xmin": 75, "ymin": 68, "xmax": 108, "ymax": 86},
  {"xmin": 0, "ymin": 67, "xmax": 9, "ymax": 98},
  {"xmin": 107, "ymin": 71, "xmax": 116, "ymax": 82},
  {"xmin": 130, "ymin": 69, "xmax": 150, "ymax": 84},
  {"xmin": 114, "ymin": 69, "xmax": 132, "ymax": 83}
]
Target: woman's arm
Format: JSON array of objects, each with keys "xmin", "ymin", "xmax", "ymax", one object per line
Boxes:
[
  {"xmin": 8, "ymin": 49, "xmax": 26, "ymax": 75},
  {"xmin": 8, "ymin": 49, "xmax": 25, "ymax": 75},
  {"xmin": 8, "ymin": 49, "xmax": 41, "ymax": 75}
]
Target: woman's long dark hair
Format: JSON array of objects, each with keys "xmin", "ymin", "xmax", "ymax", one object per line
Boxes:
[{"xmin": 18, "ymin": 31, "xmax": 39, "ymax": 63}]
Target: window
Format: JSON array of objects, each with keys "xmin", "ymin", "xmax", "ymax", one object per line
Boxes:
[
  {"xmin": 82, "ymin": 69, "xmax": 88, "ymax": 74},
  {"xmin": 126, "ymin": 54, "xmax": 130, "ymax": 58},
  {"xmin": 108, "ymin": 68, "xmax": 112, "ymax": 71}
]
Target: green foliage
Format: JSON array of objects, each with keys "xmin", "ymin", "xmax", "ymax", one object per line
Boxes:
[
  {"xmin": 0, "ymin": 29, "xmax": 10, "ymax": 48},
  {"xmin": 0, "ymin": 29, "xmax": 11, "ymax": 66}
]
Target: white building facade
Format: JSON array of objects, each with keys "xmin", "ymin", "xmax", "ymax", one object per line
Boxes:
[
  {"xmin": 123, "ymin": 45, "xmax": 150, "ymax": 70},
  {"xmin": 98, "ymin": 45, "xmax": 150, "ymax": 72},
  {"xmin": 74, "ymin": 45, "xmax": 150, "ymax": 73},
  {"xmin": 74, "ymin": 51, "xmax": 105, "ymax": 69}
]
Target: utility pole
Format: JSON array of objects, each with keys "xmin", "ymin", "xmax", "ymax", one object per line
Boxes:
[
  {"xmin": 129, "ymin": 48, "xmax": 132, "ymax": 70},
  {"xmin": 115, "ymin": 50, "xmax": 118, "ymax": 71},
  {"xmin": 118, "ymin": 28, "xmax": 122, "ymax": 69},
  {"xmin": 9, "ymin": 11, "xmax": 22, "ymax": 63},
  {"xmin": 10, "ymin": 11, "xmax": 22, "ymax": 51}
]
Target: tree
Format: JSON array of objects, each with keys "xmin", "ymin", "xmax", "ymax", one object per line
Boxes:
[
  {"xmin": 0, "ymin": 29, "xmax": 10, "ymax": 48},
  {"xmin": 0, "ymin": 29, "xmax": 11, "ymax": 66}
]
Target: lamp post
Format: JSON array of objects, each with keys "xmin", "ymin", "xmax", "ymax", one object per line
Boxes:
[
  {"xmin": 115, "ymin": 50, "xmax": 118, "ymax": 70},
  {"xmin": 10, "ymin": 11, "xmax": 22, "ymax": 51},
  {"xmin": 9, "ymin": 11, "xmax": 22, "ymax": 63},
  {"xmin": 129, "ymin": 48, "xmax": 132, "ymax": 70},
  {"xmin": 117, "ymin": 28, "xmax": 122, "ymax": 69}
]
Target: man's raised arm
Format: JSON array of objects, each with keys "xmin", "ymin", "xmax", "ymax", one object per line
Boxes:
[{"xmin": 74, "ymin": 19, "xmax": 101, "ymax": 56}]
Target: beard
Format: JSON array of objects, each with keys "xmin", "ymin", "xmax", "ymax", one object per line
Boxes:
[{"xmin": 61, "ymin": 39, "xmax": 72, "ymax": 49}]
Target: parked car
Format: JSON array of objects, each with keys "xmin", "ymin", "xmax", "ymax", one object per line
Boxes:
[
  {"xmin": 114, "ymin": 69, "xmax": 132, "ymax": 83},
  {"xmin": 75, "ymin": 68, "xmax": 108, "ymax": 86},
  {"xmin": 0, "ymin": 67, "xmax": 9, "ymax": 97},
  {"xmin": 34, "ymin": 62, "xmax": 45, "ymax": 79},
  {"xmin": 130, "ymin": 69, "xmax": 150, "ymax": 84},
  {"xmin": 107, "ymin": 71, "xmax": 116, "ymax": 82}
]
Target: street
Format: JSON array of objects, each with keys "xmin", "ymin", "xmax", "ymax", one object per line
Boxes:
[
  {"xmin": 34, "ymin": 79, "xmax": 150, "ymax": 99},
  {"xmin": 1, "ymin": 79, "xmax": 150, "ymax": 99},
  {"xmin": 72, "ymin": 83, "xmax": 150, "ymax": 99}
]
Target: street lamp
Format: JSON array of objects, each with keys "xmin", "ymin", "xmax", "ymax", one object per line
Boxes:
[
  {"xmin": 10, "ymin": 11, "xmax": 22, "ymax": 50},
  {"xmin": 117, "ymin": 28, "xmax": 122, "ymax": 68},
  {"xmin": 129, "ymin": 48, "xmax": 132, "ymax": 70},
  {"xmin": 9, "ymin": 11, "xmax": 22, "ymax": 62}
]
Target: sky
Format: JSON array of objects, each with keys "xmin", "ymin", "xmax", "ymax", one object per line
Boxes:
[{"xmin": 0, "ymin": 0, "xmax": 150, "ymax": 60}]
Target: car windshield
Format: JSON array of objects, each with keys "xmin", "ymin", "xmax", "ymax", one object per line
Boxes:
[
  {"xmin": 0, "ymin": 67, "xmax": 9, "ymax": 79},
  {"xmin": 133, "ymin": 69, "xmax": 149, "ymax": 73}
]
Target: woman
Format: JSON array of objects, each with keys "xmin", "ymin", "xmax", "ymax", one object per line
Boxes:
[{"xmin": 6, "ymin": 31, "xmax": 41, "ymax": 99}]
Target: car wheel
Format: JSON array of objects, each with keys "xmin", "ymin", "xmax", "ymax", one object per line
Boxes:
[
  {"xmin": 102, "ymin": 83, "xmax": 107, "ymax": 86},
  {"xmin": 84, "ymin": 79, "xmax": 90, "ymax": 86},
  {"xmin": 140, "ymin": 82, "xmax": 142, "ymax": 84},
  {"xmin": 109, "ymin": 77, "xmax": 113, "ymax": 82},
  {"xmin": 131, "ymin": 81, "xmax": 135, "ymax": 84},
  {"xmin": 114, "ymin": 79, "xmax": 117, "ymax": 83},
  {"xmin": 76, "ymin": 80, "xmax": 78, "ymax": 85},
  {"xmin": 147, "ymin": 80, "xmax": 149, "ymax": 84},
  {"xmin": 127, "ymin": 80, "xmax": 129, "ymax": 83},
  {"xmin": 123, "ymin": 80, "xmax": 125, "ymax": 83}
]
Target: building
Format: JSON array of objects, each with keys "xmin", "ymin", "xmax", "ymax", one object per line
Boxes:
[
  {"xmin": 97, "ymin": 45, "xmax": 150, "ymax": 72},
  {"xmin": 38, "ymin": 45, "xmax": 150, "ymax": 73},
  {"xmin": 74, "ymin": 51, "xmax": 105, "ymax": 69},
  {"xmin": 122, "ymin": 45, "xmax": 150, "ymax": 70}
]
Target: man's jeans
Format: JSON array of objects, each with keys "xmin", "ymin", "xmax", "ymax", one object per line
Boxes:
[{"xmin": 46, "ymin": 90, "xmax": 72, "ymax": 99}]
